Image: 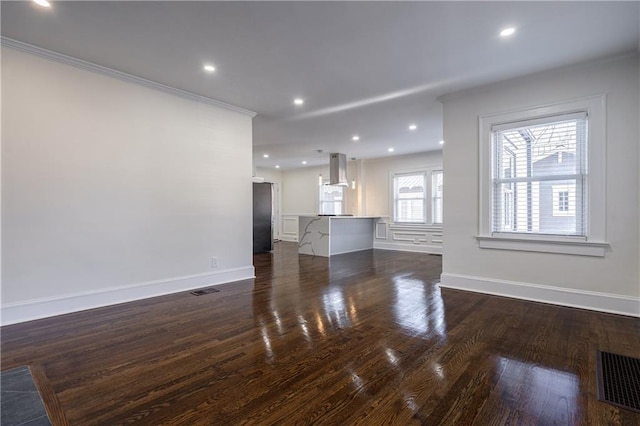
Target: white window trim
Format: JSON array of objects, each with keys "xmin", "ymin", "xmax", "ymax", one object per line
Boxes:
[
  {"xmin": 432, "ymin": 169, "xmax": 444, "ymax": 225},
  {"xmin": 477, "ymin": 94, "xmax": 609, "ymax": 257},
  {"xmin": 390, "ymin": 167, "xmax": 443, "ymax": 227}
]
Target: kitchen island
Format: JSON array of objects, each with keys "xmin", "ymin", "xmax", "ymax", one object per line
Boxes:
[{"xmin": 298, "ymin": 215, "xmax": 378, "ymax": 257}]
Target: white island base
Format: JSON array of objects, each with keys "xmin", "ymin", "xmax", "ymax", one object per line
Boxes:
[{"xmin": 298, "ymin": 216, "xmax": 377, "ymax": 257}]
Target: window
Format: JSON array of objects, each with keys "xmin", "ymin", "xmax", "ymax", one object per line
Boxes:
[
  {"xmin": 392, "ymin": 169, "xmax": 443, "ymax": 225},
  {"xmin": 319, "ymin": 184, "xmax": 344, "ymax": 215},
  {"xmin": 492, "ymin": 113, "xmax": 586, "ymax": 236},
  {"xmin": 478, "ymin": 95, "xmax": 608, "ymax": 256},
  {"xmin": 553, "ymin": 186, "xmax": 575, "ymax": 216},
  {"xmin": 432, "ymin": 170, "xmax": 443, "ymax": 224},
  {"xmin": 558, "ymin": 191, "xmax": 569, "ymax": 212},
  {"xmin": 393, "ymin": 172, "xmax": 426, "ymax": 223}
]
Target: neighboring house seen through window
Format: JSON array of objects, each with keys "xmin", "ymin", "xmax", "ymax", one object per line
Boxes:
[{"xmin": 558, "ymin": 191, "xmax": 569, "ymax": 212}]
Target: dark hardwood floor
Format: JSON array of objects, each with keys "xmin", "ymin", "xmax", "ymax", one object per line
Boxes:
[{"xmin": 2, "ymin": 242, "xmax": 639, "ymax": 425}]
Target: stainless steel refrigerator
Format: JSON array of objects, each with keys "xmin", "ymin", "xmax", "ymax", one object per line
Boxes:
[{"xmin": 253, "ymin": 182, "xmax": 273, "ymax": 254}]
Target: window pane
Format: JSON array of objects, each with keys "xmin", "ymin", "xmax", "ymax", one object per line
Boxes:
[
  {"xmin": 319, "ymin": 185, "xmax": 344, "ymax": 215},
  {"xmin": 494, "ymin": 179, "xmax": 582, "ymax": 235},
  {"xmin": 492, "ymin": 116, "xmax": 586, "ymax": 237},
  {"xmin": 397, "ymin": 199, "xmax": 424, "ymax": 222},
  {"xmin": 497, "ymin": 118, "xmax": 584, "ymax": 180},
  {"xmin": 396, "ymin": 174, "xmax": 425, "ymax": 194},
  {"xmin": 394, "ymin": 173, "xmax": 426, "ymax": 222}
]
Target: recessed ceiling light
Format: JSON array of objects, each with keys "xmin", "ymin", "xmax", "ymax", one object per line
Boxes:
[
  {"xmin": 33, "ymin": 0, "xmax": 50, "ymax": 7},
  {"xmin": 302, "ymin": 160, "xmax": 307, "ymax": 165},
  {"xmin": 352, "ymin": 135, "xmax": 360, "ymax": 141},
  {"xmin": 203, "ymin": 64, "xmax": 216, "ymax": 72},
  {"xmin": 500, "ymin": 27, "xmax": 516, "ymax": 37},
  {"xmin": 439, "ymin": 140, "xmax": 445, "ymax": 145},
  {"xmin": 294, "ymin": 98, "xmax": 304, "ymax": 105},
  {"xmin": 275, "ymin": 165, "xmax": 280, "ymax": 169},
  {"xmin": 388, "ymin": 148, "xmax": 394, "ymax": 153},
  {"xmin": 409, "ymin": 124, "xmax": 417, "ymax": 131},
  {"xmin": 263, "ymin": 154, "xmax": 269, "ymax": 158}
]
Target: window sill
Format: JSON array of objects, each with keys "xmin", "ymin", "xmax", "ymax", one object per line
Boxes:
[{"xmin": 476, "ymin": 235, "xmax": 609, "ymax": 257}]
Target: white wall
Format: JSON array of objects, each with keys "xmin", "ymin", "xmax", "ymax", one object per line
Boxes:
[
  {"xmin": 255, "ymin": 167, "xmax": 283, "ymax": 186},
  {"xmin": 282, "ymin": 165, "xmax": 330, "ymax": 216},
  {"xmin": 440, "ymin": 54, "xmax": 640, "ymax": 315},
  {"xmin": 280, "ymin": 165, "xmax": 329, "ymax": 242},
  {"xmin": 1, "ymin": 47, "xmax": 255, "ymax": 324}
]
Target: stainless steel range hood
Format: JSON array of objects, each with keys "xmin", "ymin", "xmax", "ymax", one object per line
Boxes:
[{"xmin": 329, "ymin": 153, "xmax": 348, "ymax": 186}]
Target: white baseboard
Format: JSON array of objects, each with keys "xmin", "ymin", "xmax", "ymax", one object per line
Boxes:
[
  {"xmin": 1, "ymin": 266, "xmax": 255, "ymax": 326},
  {"xmin": 374, "ymin": 241, "xmax": 442, "ymax": 255},
  {"xmin": 331, "ymin": 246, "xmax": 374, "ymax": 256},
  {"xmin": 280, "ymin": 235, "xmax": 298, "ymax": 242},
  {"xmin": 440, "ymin": 272, "xmax": 640, "ymax": 317}
]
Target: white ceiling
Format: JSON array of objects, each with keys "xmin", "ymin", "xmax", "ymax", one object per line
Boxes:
[{"xmin": 2, "ymin": 1, "xmax": 639, "ymax": 170}]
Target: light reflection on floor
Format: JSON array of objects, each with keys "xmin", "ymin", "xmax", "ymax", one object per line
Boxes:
[
  {"xmin": 323, "ymin": 286, "xmax": 351, "ymax": 329},
  {"xmin": 259, "ymin": 318, "xmax": 274, "ymax": 361},
  {"xmin": 297, "ymin": 314, "xmax": 312, "ymax": 342},
  {"xmin": 272, "ymin": 309, "xmax": 284, "ymax": 335},
  {"xmin": 385, "ymin": 348, "xmax": 400, "ymax": 367},
  {"xmin": 392, "ymin": 276, "xmax": 446, "ymax": 338},
  {"xmin": 315, "ymin": 311, "xmax": 326, "ymax": 337},
  {"xmin": 256, "ymin": 254, "xmax": 448, "ymax": 364}
]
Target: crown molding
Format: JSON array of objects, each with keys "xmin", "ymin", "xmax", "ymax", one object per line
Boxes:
[{"xmin": 1, "ymin": 36, "xmax": 257, "ymax": 118}]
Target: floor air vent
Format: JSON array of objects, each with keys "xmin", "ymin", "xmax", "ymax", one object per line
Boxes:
[
  {"xmin": 190, "ymin": 287, "xmax": 220, "ymax": 296},
  {"xmin": 597, "ymin": 351, "xmax": 640, "ymax": 413}
]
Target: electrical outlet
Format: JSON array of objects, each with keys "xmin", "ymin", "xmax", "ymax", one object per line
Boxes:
[{"xmin": 210, "ymin": 257, "xmax": 218, "ymax": 268}]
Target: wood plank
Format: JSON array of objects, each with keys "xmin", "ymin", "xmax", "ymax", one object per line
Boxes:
[
  {"xmin": 1, "ymin": 242, "xmax": 638, "ymax": 424},
  {"xmin": 29, "ymin": 364, "xmax": 70, "ymax": 426}
]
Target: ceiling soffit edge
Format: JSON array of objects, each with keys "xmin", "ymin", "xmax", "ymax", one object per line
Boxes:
[{"xmin": 437, "ymin": 49, "xmax": 639, "ymax": 105}]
